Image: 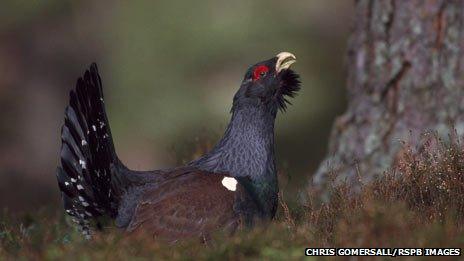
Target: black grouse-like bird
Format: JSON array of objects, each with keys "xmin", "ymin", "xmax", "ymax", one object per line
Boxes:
[{"xmin": 56, "ymin": 52, "xmax": 300, "ymax": 240}]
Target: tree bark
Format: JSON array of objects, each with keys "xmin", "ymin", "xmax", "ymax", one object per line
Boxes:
[{"xmin": 313, "ymin": 0, "xmax": 464, "ymax": 186}]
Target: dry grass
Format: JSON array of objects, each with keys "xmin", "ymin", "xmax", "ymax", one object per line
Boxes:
[{"xmin": 2, "ymin": 134, "xmax": 464, "ymax": 260}]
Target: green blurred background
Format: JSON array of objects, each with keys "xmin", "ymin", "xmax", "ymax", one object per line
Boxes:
[{"xmin": 0, "ymin": 1, "xmax": 352, "ymax": 212}]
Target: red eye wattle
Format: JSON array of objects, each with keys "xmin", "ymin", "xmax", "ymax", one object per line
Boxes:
[{"xmin": 252, "ymin": 65, "xmax": 269, "ymax": 81}]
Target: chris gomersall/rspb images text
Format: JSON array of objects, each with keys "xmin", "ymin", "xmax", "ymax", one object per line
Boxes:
[{"xmin": 305, "ymin": 248, "xmax": 461, "ymax": 257}]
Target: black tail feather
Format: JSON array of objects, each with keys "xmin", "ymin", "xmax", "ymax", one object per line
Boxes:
[{"xmin": 56, "ymin": 63, "xmax": 122, "ymax": 237}]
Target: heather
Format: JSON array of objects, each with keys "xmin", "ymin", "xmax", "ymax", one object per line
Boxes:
[{"xmin": 2, "ymin": 134, "xmax": 464, "ymax": 260}]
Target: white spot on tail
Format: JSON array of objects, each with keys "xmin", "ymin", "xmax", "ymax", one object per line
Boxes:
[
  {"xmin": 77, "ymin": 184, "xmax": 84, "ymax": 190},
  {"xmin": 92, "ymin": 125, "xmax": 96, "ymax": 131},
  {"xmin": 221, "ymin": 177, "xmax": 237, "ymax": 191},
  {"xmin": 64, "ymin": 182, "xmax": 70, "ymax": 186},
  {"xmin": 81, "ymin": 140, "xmax": 88, "ymax": 146},
  {"xmin": 79, "ymin": 159, "xmax": 87, "ymax": 169},
  {"xmin": 71, "ymin": 178, "xmax": 77, "ymax": 183}
]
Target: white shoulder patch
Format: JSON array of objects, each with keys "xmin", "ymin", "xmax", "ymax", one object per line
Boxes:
[{"xmin": 221, "ymin": 177, "xmax": 237, "ymax": 191}]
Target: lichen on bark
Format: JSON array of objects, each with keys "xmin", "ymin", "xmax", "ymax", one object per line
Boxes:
[{"xmin": 313, "ymin": 0, "xmax": 464, "ymax": 187}]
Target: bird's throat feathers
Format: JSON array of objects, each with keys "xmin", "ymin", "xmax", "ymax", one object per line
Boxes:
[{"xmin": 191, "ymin": 103, "xmax": 277, "ymax": 182}]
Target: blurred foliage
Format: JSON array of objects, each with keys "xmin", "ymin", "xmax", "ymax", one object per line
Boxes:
[{"xmin": 2, "ymin": 134, "xmax": 464, "ymax": 259}]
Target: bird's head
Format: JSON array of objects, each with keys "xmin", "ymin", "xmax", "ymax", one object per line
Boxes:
[{"xmin": 233, "ymin": 52, "xmax": 300, "ymax": 112}]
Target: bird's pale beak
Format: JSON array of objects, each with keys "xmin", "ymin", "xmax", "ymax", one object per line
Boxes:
[{"xmin": 275, "ymin": 52, "xmax": 297, "ymax": 73}]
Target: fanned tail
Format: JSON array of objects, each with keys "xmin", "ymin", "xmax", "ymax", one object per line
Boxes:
[{"xmin": 56, "ymin": 63, "xmax": 123, "ymax": 237}]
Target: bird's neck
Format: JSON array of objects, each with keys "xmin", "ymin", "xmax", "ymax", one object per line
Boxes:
[
  {"xmin": 191, "ymin": 104, "xmax": 278, "ymax": 215},
  {"xmin": 194, "ymin": 104, "xmax": 277, "ymax": 178}
]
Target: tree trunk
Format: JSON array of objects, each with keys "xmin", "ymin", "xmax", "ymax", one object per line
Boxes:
[{"xmin": 313, "ymin": 0, "xmax": 464, "ymax": 186}]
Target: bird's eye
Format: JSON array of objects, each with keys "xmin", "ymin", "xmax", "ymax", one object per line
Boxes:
[{"xmin": 252, "ymin": 65, "xmax": 269, "ymax": 81}]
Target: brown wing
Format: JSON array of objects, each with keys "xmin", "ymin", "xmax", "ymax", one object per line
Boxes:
[{"xmin": 126, "ymin": 170, "xmax": 242, "ymax": 241}]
